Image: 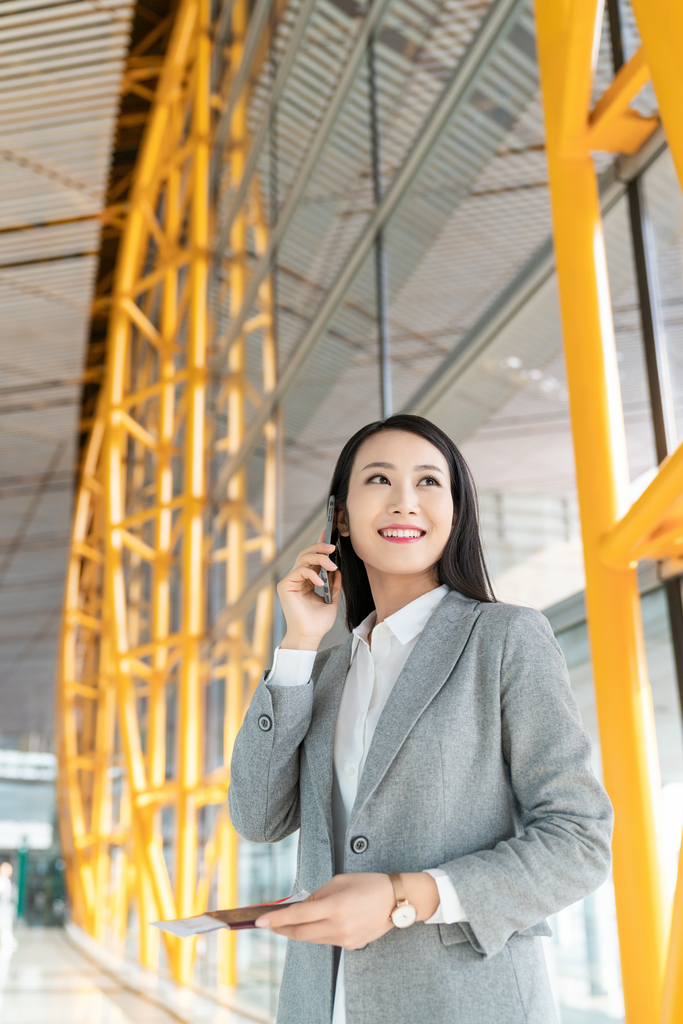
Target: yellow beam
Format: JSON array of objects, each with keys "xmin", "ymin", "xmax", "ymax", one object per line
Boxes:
[
  {"xmin": 218, "ymin": 0, "xmax": 249, "ymax": 985},
  {"xmin": 587, "ymin": 47, "xmax": 658, "ymax": 154},
  {"xmin": 174, "ymin": 0, "xmax": 210, "ymax": 984},
  {"xmin": 600, "ymin": 442, "xmax": 683, "ymax": 568},
  {"xmin": 535, "ymin": 2, "xmax": 668, "ymax": 1021},
  {"xmin": 555, "ymin": 0, "xmax": 604, "ymax": 158}
]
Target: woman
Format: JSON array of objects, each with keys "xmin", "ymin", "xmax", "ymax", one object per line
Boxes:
[{"xmin": 229, "ymin": 414, "xmax": 613, "ymax": 1024}]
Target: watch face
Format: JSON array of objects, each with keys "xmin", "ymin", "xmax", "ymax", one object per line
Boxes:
[{"xmin": 391, "ymin": 903, "xmax": 417, "ymax": 929}]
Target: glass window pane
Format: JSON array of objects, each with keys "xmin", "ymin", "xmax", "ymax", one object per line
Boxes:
[
  {"xmin": 642, "ymin": 148, "xmax": 683, "ymax": 447},
  {"xmin": 549, "ymin": 581, "xmax": 683, "ymax": 1023},
  {"xmin": 603, "ymin": 195, "xmax": 658, "ymax": 485}
]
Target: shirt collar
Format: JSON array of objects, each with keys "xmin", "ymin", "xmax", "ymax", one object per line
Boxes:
[{"xmin": 351, "ymin": 584, "xmax": 449, "ymax": 652}]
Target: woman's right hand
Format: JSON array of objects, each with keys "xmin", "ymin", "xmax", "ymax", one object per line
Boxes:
[{"xmin": 277, "ymin": 531, "xmax": 342, "ymax": 650}]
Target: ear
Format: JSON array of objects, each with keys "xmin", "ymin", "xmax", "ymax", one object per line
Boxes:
[{"xmin": 336, "ymin": 505, "xmax": 350, "ymax": 538}]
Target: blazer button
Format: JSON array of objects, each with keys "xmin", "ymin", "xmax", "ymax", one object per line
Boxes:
[
  {"xmin": 257, "ymin": 714, "xmax": 272, "ymax": 732},
  {"xmin": 350, "ymin": 835, "xmax": 368, "ymax": 854}
]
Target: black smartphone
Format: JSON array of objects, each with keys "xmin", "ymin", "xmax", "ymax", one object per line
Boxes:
[{"xmin": 317, "ymin": 494, "xmax": 335, "ymax": 604}]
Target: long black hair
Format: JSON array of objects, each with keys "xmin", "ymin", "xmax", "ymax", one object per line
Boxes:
[{"xmin": 329, "ymin": 414, "xmax": 495, "ymax": 630}]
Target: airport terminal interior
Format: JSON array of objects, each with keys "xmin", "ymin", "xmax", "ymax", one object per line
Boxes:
[{"xmin": 1, "ymin": 0, "xmax": 683, "ymax": 1021}]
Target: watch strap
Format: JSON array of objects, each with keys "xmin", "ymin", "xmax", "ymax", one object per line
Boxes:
[{"xmin": 388, "ymin": 871, "xmax": 407, "ymax": 906}]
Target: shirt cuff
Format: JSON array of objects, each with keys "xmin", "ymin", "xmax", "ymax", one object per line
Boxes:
[
  {"xmin": 422, "ymin": 868, "xmax": 468, "ymax": 925},
  {"xmin": 264, "ymin": 646, "xmax": 317, "ymax": 687}
]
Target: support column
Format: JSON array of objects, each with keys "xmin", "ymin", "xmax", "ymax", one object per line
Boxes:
[{"xmin": 535, "ymin": 2, "xmax": 668, "ymax": 1021}]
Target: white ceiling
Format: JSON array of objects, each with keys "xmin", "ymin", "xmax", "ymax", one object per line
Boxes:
[{"xmin": 0, "ymin": 0, "xmax": 134, "ymax": 745}]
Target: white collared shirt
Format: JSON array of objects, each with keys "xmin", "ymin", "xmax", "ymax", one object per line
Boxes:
[{"xmin": 266, "ymin": 585, "xmax": 467, "ymax": 1024}]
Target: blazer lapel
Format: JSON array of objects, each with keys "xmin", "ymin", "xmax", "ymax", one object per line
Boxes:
[
  {"xmin": 304, "ymin": 636, "xmax": 352, "ymax": 841},
  {"xmin": 349, "ymin": 591, "xmax": 481, "ymax": 831}
]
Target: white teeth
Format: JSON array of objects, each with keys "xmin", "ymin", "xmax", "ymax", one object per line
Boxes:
[{"xmin": 380, "ymin": 529, "xmax": 423, "ymax": 538}]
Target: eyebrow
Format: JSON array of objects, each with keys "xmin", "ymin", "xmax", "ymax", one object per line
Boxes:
[{"xmin": 361, "ymin": 461, "xmax": 444, "ymax": 473}]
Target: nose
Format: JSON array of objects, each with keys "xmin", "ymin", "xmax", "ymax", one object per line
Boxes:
[{"xmin": 388, "ymin": 479, "xmax": 420, "ymax": 516}]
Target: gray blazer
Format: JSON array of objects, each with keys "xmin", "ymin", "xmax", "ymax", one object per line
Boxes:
[{"xmin": 229, "ymin": 591, "xmax": 613, "ymax": 1024}]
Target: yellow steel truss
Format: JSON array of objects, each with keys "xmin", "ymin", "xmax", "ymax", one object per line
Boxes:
[
  {"xmin": 58, "ymin": 0, "xmax": 683, "ymax": 1012},
  {"xmin": 57, "ymin": 0, "xmax": 279, "ymax": 986},
  {"xmin": 535, "ymin": 0, "xmax": 683, "ymax": 1021}
]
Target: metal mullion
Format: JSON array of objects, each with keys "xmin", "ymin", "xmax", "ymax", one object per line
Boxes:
[
  {"xmin": 368, "ymin": 33, "xmax": 391, "ymax": 418},
  {"xmin": 627, "ymin": 178, "xmax": 677, "ymax": 460},
  {"xmin": 629, "ymin": 185, "xmax": 683, "ymax": 718}
]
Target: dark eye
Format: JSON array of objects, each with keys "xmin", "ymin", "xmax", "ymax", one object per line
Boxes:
[
  {"xmin": 367, "ymin": 474, "xmax": 390, "ymax": 485},
  {"xmin": 419, "ymin": 476, "xmax": 440, "ymax": 486}
]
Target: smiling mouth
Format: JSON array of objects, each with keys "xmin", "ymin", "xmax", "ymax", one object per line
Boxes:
[{"xmin": 378, "ymin": 528, "xmax": 426, "ymax": 541}]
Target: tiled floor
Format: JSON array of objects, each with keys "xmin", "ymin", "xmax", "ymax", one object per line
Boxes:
[{"xmin": 0, "ymin": 927, "xmax": 184, "ymax": 1024}]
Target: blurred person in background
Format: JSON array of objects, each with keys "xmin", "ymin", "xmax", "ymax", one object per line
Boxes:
[{"xmin": 0, "ymin": 862, "xmax": 17, "ymax": 949}]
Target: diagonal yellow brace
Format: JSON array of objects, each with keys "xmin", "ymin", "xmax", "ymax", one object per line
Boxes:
[
  {"xmin": 587, "ymin": 47, "xmax": 658, "ymax": 154},
  {"xmin": 600, "ymin": 442, "xmax": 683, "ymax": 569}
]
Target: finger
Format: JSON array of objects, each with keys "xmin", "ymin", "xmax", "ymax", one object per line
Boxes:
[
  {"xmin": 297, "ymin": 567, "xmax": 325, "ymax": 588},
  {"xmin": 255, "ymin": 899, "xmax": 327, "ymax": 930},
  {"xmin": 295, "ymin": 543, "xmax": 336, "ymax": 564},
  {"xmin": 296, "ymin": 551, "xmax": 338, "ymax": 571},
  {"xmin": 266, "ymin": 921, "xmax": 339, "ymax": 944},
  {"xmin": 294, "ymin": 552, "xmax": 337, "ymax": 569},
  {"xmin": 289, "ymin": 557, "xmax": 337, "ymax": 581},
  {"xmin": 302, "ymin": 536, "xmax": 336, "ymax": 553}
]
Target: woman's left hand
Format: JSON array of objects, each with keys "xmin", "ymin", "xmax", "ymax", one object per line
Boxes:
[{"xmin": 254, "ymin": 872, "xmax": 439, "ymax": 950}]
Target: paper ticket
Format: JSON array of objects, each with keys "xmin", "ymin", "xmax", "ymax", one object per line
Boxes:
[{"xmin": 152, "ymin": 890, "xmax": 310, "ymax": 938}]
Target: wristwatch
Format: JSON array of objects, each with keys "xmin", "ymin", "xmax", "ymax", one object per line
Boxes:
[{"xmin": 388, "ymin": 872, "xmax": 417, "ymax": 929}]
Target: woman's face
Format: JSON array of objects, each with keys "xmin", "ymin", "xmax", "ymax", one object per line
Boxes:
[{"xmin": 338, "ymin": 430, "xmax": 454, "ymax": 581}]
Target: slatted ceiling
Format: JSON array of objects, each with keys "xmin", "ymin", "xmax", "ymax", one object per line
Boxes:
[
  {"xmin": 0, "ymin": 259, "xmax": 96, "ymax": 322},
  {"xmin": 264, "ymin": 6, "xmax": 561, "ymax": 534},
  {"xmin": 0, "ymin": 0, "xmax": 133, "ymax": 745},
  {"xmin": 0, "ymin": 40, "xmax": 127, "ymax": 80},
  {"xmin": 0, "ymin": 221, "xmax": 102, "ymax": 265},
  {"xmin": 266, "ymin": 1, "xmax": 538, "ymax": 341},
  {"xmin": 0, "ymin": 261, "xmax": 96, "ymax": 382},
  {"xmin": 246, "ymin": 1, "xmax": 357, "ymax": 149},
  {"xmin": 0, "ymin": 60, "xmax": 125, "ymax": 101}
]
